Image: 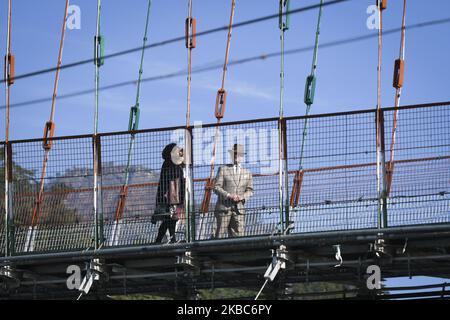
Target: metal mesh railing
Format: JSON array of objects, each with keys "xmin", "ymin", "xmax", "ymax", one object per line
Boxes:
[
  {"xmin": 287, "ymin": 112, "xmax": 378, "ymax": 232},
  {"xmin": 11, "ymin": 136, "xmax": 94, "ymax": 253},
  {"xmin": 0, "ymin": 142, "xmax": 5, "ymax": 256},
  {"xmin": 1, "ymin": 103, "xmax": 449, "ymax": 254},
  {"xmin": 0, "ymin": 142, "xmax": 6, "ymax": 255},
  {"xmin": 193, "ymin": 120, "xmax": 281, "ymax": 240},
  {"xmin": 100, "ymin": 127, "xmax": 187, "ymax": 247},
  {"xmin": 384, "ymin": 105, "xmax": 450, "ymax": 226}
]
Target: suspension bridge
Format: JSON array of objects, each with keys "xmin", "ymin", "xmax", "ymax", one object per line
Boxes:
[{"xmin": 1, "ymin": 0, "xmax": 450, "ymax": 299}]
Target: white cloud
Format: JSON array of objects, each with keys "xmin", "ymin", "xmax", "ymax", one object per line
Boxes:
[{"xmin": 193, "ymin": 75, "xmax": 279, "ymax": 102}]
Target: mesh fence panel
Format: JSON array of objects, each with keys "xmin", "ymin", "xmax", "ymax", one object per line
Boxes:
[
  {"xmin": 1, "ymin": 104, "xmax": 449, "ymax": 254},
  {"xmin": 100, "ymin": 127, "xmax": 187, "ymax": 246},
  {"xmin": 11, "ymin": 136, "xmax": 94, "ymax": 253},
  {"xmin": 0, "ymin": 142, "xmax": 4, "ymax": 256},
  {"xmin": 0, "ymin": 214, "xmax": 4, "ymax": 256},
  {"xmin": 193, "ymin": 120, "xmax": 281, "ymax": 240},
  {"xmin": 286, "ymin": 112, "xmax": 378, "ymax": 232},
  {"xmin": 384, "ymin": 104, "xmax": 450, "ymax": 226}
]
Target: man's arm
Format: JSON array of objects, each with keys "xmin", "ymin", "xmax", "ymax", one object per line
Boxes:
[{"xmin": 213, "ymin": 167, "xmax": 229, "ymax": 199}]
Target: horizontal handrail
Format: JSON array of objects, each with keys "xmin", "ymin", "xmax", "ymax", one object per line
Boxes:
[{"xmin": 4, "ymin": 100, "xmax": 450, "ymax": 144}]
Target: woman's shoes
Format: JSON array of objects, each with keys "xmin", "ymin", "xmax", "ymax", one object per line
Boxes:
[{"xmin": 153, "ymin": 237, "xmax": 182, "ymax": 244}]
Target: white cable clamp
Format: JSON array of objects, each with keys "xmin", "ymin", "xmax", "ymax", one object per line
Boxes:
[
  {"xmin": 333, "ymin": 244, "xmax": 343, "ymax": 267},
  {"xmin": 263, "ymin": 245, "xmax": 290, "ymax": 282},
  {"xmin": 77, "ymin": 259, "xmax": 107, "ymax": 298}
]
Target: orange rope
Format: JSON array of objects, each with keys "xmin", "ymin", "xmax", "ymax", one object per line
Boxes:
[
  {"xmin": 50, "ymin": 0, "xmax": 70, "ymax": 123},
  {"xmin": 387, "ymin": 0, "xmax": 407, "ymax": 195},
  {"xmin": 31, "ymin": 0, "xmax": 70, "ymax": 227},
  {"xmin": 376, "ymin": 0, "xmax": 384, "ymax": 112},
  {"xmin": 201, "ymin": 0, "xmax": 236, "ymax": 213},
  {"xmin": 4, "ymin": 0, "xmax": 13, "ymax": 256},
  {"xmin": 4, "ymin": 0, "xmax": 13, "ymax": 143}
]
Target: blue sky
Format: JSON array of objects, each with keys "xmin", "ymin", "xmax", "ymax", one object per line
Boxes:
[
  {"xmin": 1, "ymin": 0, "xmax": 449, "ymax": 290},
  {"xmin": 1, "ymin": 0, "xmax": 449, "ymax": 140}
]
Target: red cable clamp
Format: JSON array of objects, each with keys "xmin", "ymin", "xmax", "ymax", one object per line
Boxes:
[
  {"xmin": 201, "ymin": 179, "xmax": 214, "ymax": 214},
  {"xmin": 42, "ymin": 121, "xmax": 56, "ymax": 150},
  {"xmin": 386, "ymin": 161, "xmax": 394, "ymax": 196},
  {"xmin": 115, "ymin": 185, "xmax": 129, "ymax": 221},
  {"xmin": 378, "ymin": 0, "xmax": 387, "ymax": 11},
  {"xmin": 31, "ymin": 195, "xmax": 44, "ymax": 227},
  {"xmin": 214, "ymin": 89, "xmax": 227, "ymax": 119},
  {"xmin": 4, "ymin": 54, "xmax": 15, "ymax": 85},
  {"xmin": 393, "ymin": 58, "xmax": 404, "ymax": 89},
  {"xmin": 185, "ymin": 17, "xmax": 197, "ymax": 49},
  {"xmin": 290, "ymin": 171, "xmax": 304, "ymax": 208}
]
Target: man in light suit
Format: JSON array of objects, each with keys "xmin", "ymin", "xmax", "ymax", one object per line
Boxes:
[{"xmin": 212, "ymin": 144, "xmax": 254, "ymax": 238}]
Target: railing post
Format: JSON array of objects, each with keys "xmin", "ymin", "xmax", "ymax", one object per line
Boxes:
[
  {"xmin": 278, "ymin": 118, "xmax": 289, "ymax": 234},
  {"xmin": 282, "ymin": 118, "xmax": 290, "ymax": 233},
  {"xmin": 376, "ymin": 109, "xmax": 388, "ymax": 229},
  {"xmin": 3, "ymin": 143, "xmax": 6, "ymax": 256},
  {"xmin": 184, "ymin": 127, "xmax": 195, "ymax": 242},
  {"xmin": 4, "ymin": 142, "xmax": 14, "ymax": 256},
  {"xmin": 93, "ymin": 134, "xmax": 104, "ymax": 249}
]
